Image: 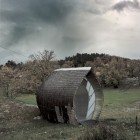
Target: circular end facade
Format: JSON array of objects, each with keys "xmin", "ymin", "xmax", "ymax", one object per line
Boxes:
[{"xmin": 73, "ymin": 72, "xmax": 103, "ymax": 125}]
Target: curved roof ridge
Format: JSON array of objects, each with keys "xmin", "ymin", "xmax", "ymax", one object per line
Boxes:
[{"xmin": 55, "ymin": 67, "xmax": 91, "ymax": 71}]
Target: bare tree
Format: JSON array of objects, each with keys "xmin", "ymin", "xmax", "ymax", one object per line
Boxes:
[{"xmin": 0, "ymin": 66, "xmax": 15, "ymax": 97}]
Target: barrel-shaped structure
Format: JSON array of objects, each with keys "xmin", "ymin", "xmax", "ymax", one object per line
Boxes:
[{"xmin": 36, "ymin": 67, "xmax": 103, "ymax": 125}]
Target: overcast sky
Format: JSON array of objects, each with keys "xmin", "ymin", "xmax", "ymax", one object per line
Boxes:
[{"xmin": 0, "ymin": 0, "xmax": 140, "ymax": 64}]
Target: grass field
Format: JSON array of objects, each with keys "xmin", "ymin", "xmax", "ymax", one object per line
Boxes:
[
  {"xmin": 15, "ymin": 88, "xmax": 140, "ymax": 118},
  {"xmin": 100, "ymin": 88, "xmax": 140, "ymax": 121},
  {"xmin": 16, "ymin": 87, "xmax": 140, "ymax": 107},
  {"xmin": 0, "ymin": 88, "xmax": 140, "ymax": 140},
  {"xmin": 16, "ymin": 94, "xmax": 37, "ymax": 105},
  {"xmin": 103, "ymin": 88, "xmax": 140, "ymax": 107}
]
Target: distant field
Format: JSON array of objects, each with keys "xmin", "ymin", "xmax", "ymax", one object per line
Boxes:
[
  {"xmin": 16, "ymin": 87, "xmax": 140, "ymax": 107},
  {"xmin": 16, "ymin": 87, "xmax": 140, "ymax": 119},
  {"xmin": 100, "ymin": 88, "xmax": 140, "ymax": 120},
  {"xmin": 16, "ymin": 94, "xmax": 37, "ymax": 105},
  {"xmin": 16, "ymin": 87, "xmax": 140, "ymax": 120},
  {"xmin": 103, "ymin": 88, "xmax": 140, "ymax": 108}
]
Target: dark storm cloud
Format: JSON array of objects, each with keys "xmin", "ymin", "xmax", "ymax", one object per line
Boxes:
[
  {"xmin": 30, "ymin": 0, "xmax": 75, "ymax": 23},
  {"xmin": 0, "ymin": 0, "xmax": 102, "ymax": 26},
  {"xmin": 0, "ymin": 0, "xmax": 74, "ymax": 23},
  {"xmin": 0, "ymin": 0, "xmax": 76, "ymax": 47},
  {"xmin": 1, "ymin": 25, "xmax": 35, "ymax": 49},
  {"xmin": 0, "ymin": 0, "xmax": 140, "ymax": 63},
  {"xmin": 112, "ymin": 0, "xmax": 140, "ymax": 12},
  {"xmin": 0, "ymin": 0, "xmax": 102, "ymax": 57}
]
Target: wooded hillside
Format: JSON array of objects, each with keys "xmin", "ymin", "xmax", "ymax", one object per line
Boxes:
[
  {"xmin": 59, "ymin": 53, "xmax": 140, "ymax": 88},
  {"xmin": 0, "ymin": 51, "xmax": 140, "ymax": 97}
]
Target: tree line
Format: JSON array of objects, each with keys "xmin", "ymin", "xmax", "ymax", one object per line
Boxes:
[
  {"xmin": 60, "ymin": 53, "xmax": 140, "ymax": 88},
  {"xmin": 0, "ymin": 50, "xmax": 140, "ymax": 97}
]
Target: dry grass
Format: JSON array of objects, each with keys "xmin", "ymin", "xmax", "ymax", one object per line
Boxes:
[
  {"xmin": 0, "ymin": 88, "xmax": 140, "ymax": 140},
  {"xmin": 77, "ymin": 123, "xmax": 127, "ymax": 140},
  {"xmin": 0, "ymin": 97, "xmax": 39, "ymax": 128}
]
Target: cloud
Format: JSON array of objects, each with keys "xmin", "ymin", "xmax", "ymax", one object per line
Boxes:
[
  {"xmin": 0, "ymin": 0, "xmax": 103, "ymax": 62},
  {"xmin": 0, "ymin": 0, "xmax": 101, "ymax": 46},
  {"xmin": 112, "ymin": 0, "xmax": 140, "ymax": 12},
  {"xmin": 0, "ymin": 0, "xmax": 140, "ymax": 64},
  {"xmin": 0, "ymin": 0, "xmax": 76, "ymax": 48}
]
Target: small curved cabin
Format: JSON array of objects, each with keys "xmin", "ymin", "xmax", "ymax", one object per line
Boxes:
[{"xmin": 36, "ymin": 67, "xmax": 103, "ymax": 125}]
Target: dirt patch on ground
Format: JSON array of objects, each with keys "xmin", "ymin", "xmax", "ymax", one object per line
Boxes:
[{"xmin": 0, "ymin": 97, "xmax": 40, "ymax": 128}]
